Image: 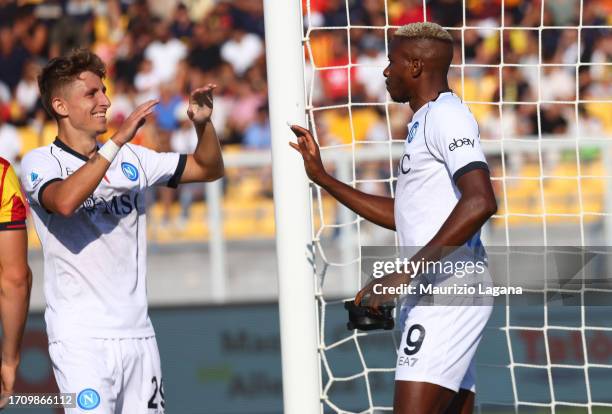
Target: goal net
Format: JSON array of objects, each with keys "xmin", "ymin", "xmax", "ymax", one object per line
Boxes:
[{"xmin": 299, "ymin": 0, "xmax": 612, "ymax": 412}]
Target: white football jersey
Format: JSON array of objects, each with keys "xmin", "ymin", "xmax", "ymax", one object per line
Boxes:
[
  {"xmin": 21, "ymin": 139, "xmax": 186, "ymax": 341},
  {"xmin": 394, "ymin": 92, "xmax": 488, "ymax": 254}
]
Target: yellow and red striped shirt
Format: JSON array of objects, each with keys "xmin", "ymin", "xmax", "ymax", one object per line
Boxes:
[{"xmin": 0, "ymin": 157, "xmax": 26, "ymax": 231}]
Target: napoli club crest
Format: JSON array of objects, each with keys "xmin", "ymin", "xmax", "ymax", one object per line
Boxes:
[
  {"xmin": 408, "ymin": 121, "xmax": 419, "ymax": 143},
  {"xmin": 121, "ymin": 162, "xmax": 139, "ymax": 181}
]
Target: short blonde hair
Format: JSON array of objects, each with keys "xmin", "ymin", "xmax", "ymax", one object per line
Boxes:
[{"xmin": 394, "ymin": 22, "xmax": 453, "ymax": 43}]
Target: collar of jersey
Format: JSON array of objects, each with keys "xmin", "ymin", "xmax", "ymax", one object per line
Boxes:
[{"xmin": 53, "ymin": 138, "xmax": 100, "ymax": 162}]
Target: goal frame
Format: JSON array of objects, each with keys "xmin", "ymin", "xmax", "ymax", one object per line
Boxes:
[{"xmin": 264, "ymin": 1, "xmax": 322, "ymax": 413}]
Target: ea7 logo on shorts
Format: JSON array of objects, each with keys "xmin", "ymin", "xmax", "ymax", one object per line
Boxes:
[
  {"xmin": 407, "ymin": 121, "xmax": 419, "ymax": 143},
  {"xmin": 121, "ymin": 162, "xmax": 139, "ymax": 181},
  {"xmin": 77, "ymin": 388, "xmax": 100, "ymax": 410},
  {"xmin": 448, "ymin": 137, "xmax": 475, "ymax": 151}
]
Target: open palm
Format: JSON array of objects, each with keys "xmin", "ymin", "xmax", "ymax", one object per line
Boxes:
[{"xmin": 188, "ymin": 84, "xmax": 216, "ymax": 125}]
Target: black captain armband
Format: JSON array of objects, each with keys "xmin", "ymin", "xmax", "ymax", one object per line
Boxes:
[{"xmin": 345, "ymin": 300, "xmax": 395, "ymax": 331}]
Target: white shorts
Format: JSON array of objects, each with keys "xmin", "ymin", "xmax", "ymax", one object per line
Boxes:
[
  {"xmin": 395, "ymin": 304, "xmax": 492, "ymax": 393},
  {"xmin": 49, "ymin": 337, "xmax": 164, "ymax": 413}
]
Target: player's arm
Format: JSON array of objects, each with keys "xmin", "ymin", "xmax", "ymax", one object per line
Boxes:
[
  {"xmin": 0, "ymin": 169, "xmax": 32, "ymax": 403},
  {"xmin": 179, "ymin": 84, "xmax": 224, "ymax": 183},
  {"xmin": 41, "ymin": 100, "xmax": 158, "ymax": 217},
  {"xmin": 290, "ymin": 124, "xmax": 395, "ymax": 230},
  {"xmin": 0, "ymin": 229, "xmax": 32, "ymax": 372},
  {"xmin": 411, "ymin": 168, "xmax": 496, "ymax": 260},
  {"xmin": 355, "ymin": 168, "xmax": 496, "ymax": 308}
]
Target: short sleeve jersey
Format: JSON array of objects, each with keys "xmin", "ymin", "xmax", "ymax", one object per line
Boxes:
[
  {"xmin": 394, "ymin": 92, "xmax": 488, "ymax": 255},
  {"xmin": 0, "ymin": 157, "xmax": 27, "ymax": 231},
  {"xmin": 20, "ymin": 139, "xmax": 186, "ymax": 341}
]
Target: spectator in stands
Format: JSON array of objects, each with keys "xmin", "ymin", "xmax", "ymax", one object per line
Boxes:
[
  {"xmin": 0, "ymin": 25, "xmax": 30, "ymax": 93},
  {"xmin": 429, "ymin": 0, "xmax": 463, "ymax": 26},
  {"xmin": 319, "ymin": 32, "xmax": 359, "ymax": 104},
  {"xmin": 113, "ymin": 32, "xmax": 141, "ymax": 86},
  {"xmin": 171, "ymin": 101, "xmax": 202, "ymax": 227},
  {"xmin": 356, "ymin": 34, "xmax": 387, "ymax": 102},
  {"xmin": 359, "ymin": 0, "xmax": 387, "ymax": 26},
  {"xmin": 540, "ymin": 66, "xmax": 576, "ymax": 102},
  {"xmin": 220, "ymin": 26, "xmax": 263, "ymax": 77},
  {"xmin": 144, "ymin": 19, "xmax": 187, "ymax": 84},
  {"xmin": 243, "ymin": 104, "xmax": 271, "ymax": 150},
  {"xmin": 392, "ymin": 0, "xmax": 429, "ymax": 26},
  {"xmin": 537, "ymin": 105, "xmax": 570, "ymax": 136},
  {"xmin": 0, "ymin": 113, "xmax": 21, "ymax": 170},
  {"xmin": 170, "ymin": 3, "xmax": 193, "ymax": 40},
  {"xmin": 501, "ymin": 66, "xmax": 532, "ymax": 103},
  {"xmin": 207, "ymin": 63, "xmax": 237, "ymax": 144},
  {"xmin": 316, "ymin": 0, "xmax": 347, "ymax": 27},
  {"xmin": 15, "ymin": 60, "xmax": 41, "ymax": 122},
  {"xmin": 13, "ymin": 4, "xmax": 48, "ymax": 60},
  {"xmin": 48, "ymin": 1, "xmax": 93, "ymax": 58},
  {"xmin": 588, "ymin": 34, "xmax": 611, "ymax": 95},
  {"xmin": 229, "ymin": 0, "xmax": 265, "ymax": 38},
  {"xmin": 188, "ymin": 22, "xmax": 223, "ymax": 74},
  {"xmin": 107, "ymin": 78, "xmax": 135, "ymax": 126},
  {"xmin": 364, "ymin": 107, "xmax": 389, "ymax": 142},
  {"xmin": 228, "ymin": 79, "xmax": 265, "ymax": 143},
  {"xmin": 125, "ymin": 0, "xmax": 155, "ymax": 46},
  {"xmin": 134, "ymin": 58, "xmax": 159, "ymax": 104},
  {"xmin": 574, "ymin": 104, "xmax": 605, "ymax": 138},
  {"xmin": 155, "ymin": 83, "xmax": 183, "ymax": 133}
]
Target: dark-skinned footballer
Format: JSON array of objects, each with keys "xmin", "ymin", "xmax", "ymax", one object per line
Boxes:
[{"xmin": 290, "ymin": 22, "xmax": 497, "ymax": 414}]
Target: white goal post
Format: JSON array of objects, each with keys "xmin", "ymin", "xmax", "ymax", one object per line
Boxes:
[{"xmin": 263, "ymin": 1, "xmax": 322, "ymax": 413}]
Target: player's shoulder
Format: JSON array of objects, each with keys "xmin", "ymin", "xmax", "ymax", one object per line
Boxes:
[
  {"xmin": 123, "ymin": 143, "xmax": 147, "ymax": 152},
  {"xmin": 0, "ymin": 158, "xmax": 21, "ymax": 198},
  {"xmin": 20, "ymin": 144, "xmax": 62, "ymax": 176},
  {"xmin": 428, "ymin": 93, "xmax": 470, "ymax": 116},
  {"xmin": 22, "ymin": 144, "xmax": 56, "ymax": 163},
  {"xmin": 428, "ymin": 93, "xmax": 476, "ymax": 127},
  {"xmin": 121, "ymin": 143, "xmax": 157, "ymax": 160}
]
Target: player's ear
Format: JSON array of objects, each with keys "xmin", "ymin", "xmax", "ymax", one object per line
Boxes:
[
  {"xmin": 51, "ymin": 96, "xmax": 68, "ymax": 117},
  {"xmin": 411, "ymin": 59, "xmax": 423, "ymax": 78}
]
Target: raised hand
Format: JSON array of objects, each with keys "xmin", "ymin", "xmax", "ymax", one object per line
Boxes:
[
  {"xmin": 111, "ymin": 99, "xmax": 158, "ymax": 146},
  {"xmin": 288, "ymin": 124, "xmax": 328, "ymax": 184},
  {"xmin": 188, "ymin": 84, "xmax": 216, "ymax": 126}
]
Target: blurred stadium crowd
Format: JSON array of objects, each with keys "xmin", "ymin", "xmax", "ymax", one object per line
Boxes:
[
  {"xmin": 0, "ymin": 0, "xmax": 610, "ymax": 240},
  {"xmin": 305, "ymin": 0, "xmax": 610, "ymax": 146}
]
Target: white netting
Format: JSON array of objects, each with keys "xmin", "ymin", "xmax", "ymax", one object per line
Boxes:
[{"xmin": 300, "ymin": 0, "xmax": 612, "ymax": 412}]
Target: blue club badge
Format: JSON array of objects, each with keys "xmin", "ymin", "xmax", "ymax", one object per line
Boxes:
[
  {"xmin": 77, "ymin": 388, "xmax": 100, "ymax": 410},
  {"xmin": 408, "ymin": 121, "xmax": 419, "ymax": 143},
  {"xmin": 121, "ymin": 162, "xmax": 139, "ymax": 181}
]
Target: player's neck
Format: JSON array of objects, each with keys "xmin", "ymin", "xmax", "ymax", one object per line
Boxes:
[
  {"xmin": 409, "ymin": 82, "xmax": 451, "ymax": 113},
  {"xmin": 57, "ymin": 126, "xmax": 99, "ymax": 159}
]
